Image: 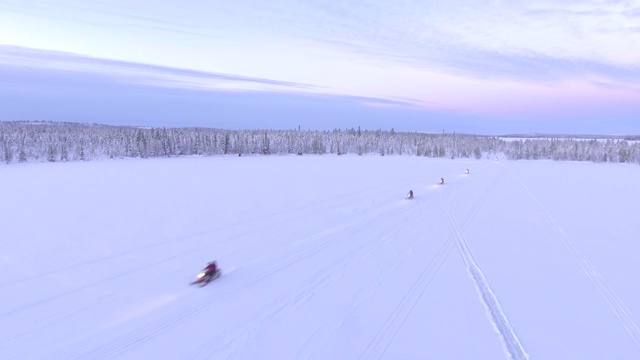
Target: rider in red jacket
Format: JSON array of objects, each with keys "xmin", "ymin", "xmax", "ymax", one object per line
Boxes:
[{"xmin": 204, "ymin": 261, "xmax": 217, "ymax": 276}]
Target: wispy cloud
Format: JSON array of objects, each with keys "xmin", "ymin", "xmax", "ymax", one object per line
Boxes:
[
  {"xmin": 3, "ymin": 0, "xmax": 639, "ymax": 88},
  {"xmin": 0, "ymin": 1, "xmax": 223, "ymax": 40},
  {"xmin": 0, "ymin": 45, "xmax": 318, "ymax": 91},
  {"xmin": 523, "ymin": 8, "xmax": 611, "ymax": 17},
  {"xmin": 318, "ymin": 34, "xmax": 640, "ymax": 85},
  {"xmin": 198, "ymin": 0, "xmax": 640, "ymax": 87},
  {"xmin": 0, "ymin": 54, "xmax": 476, "ymax": 132},
  {"xmin": 624, "ymin": 7, "xmax": 640, "ymax": 17},
  {"xmin": 0, "ymin": 45, "xmax": 428, "ymax": 110}
]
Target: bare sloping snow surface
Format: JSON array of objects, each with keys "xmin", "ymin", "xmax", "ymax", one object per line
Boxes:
[{"xmin": 2, "ymin": 156, "xmax": 639, "ymax": 359}]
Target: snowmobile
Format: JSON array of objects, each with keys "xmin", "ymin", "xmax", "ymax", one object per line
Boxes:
[
  {"xmin": 465, "ymin": 169, "xmax": 469, "ymax": 174},
  {"xmin": 438, "ymin": 178, "xmax": 445, "ymax": 185},
  {"xmin": 190, "ymin": 268, "xmax": 221, "ymax": 287},
  {"xmin": 406, "ymin": 190, "xmax": 414, "ymax": 200}
]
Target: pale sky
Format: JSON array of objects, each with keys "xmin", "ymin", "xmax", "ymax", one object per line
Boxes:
[{"xmin": 1, "ymin": 0, "xmax": 639, "ymax": 134}]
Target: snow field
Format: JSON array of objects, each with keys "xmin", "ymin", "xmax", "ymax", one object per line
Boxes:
[{"xmin": 1, "ymin": 155, "xmax": 639, "ymax": 359}]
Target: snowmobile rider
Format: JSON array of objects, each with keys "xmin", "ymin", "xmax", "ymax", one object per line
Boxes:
[
  {"xmin": 204, "ymin": 261, "xmax": 217, "ymax": 277},
  {"xmin": 408, "ymin": 190, "xmax": 413, "ymax": 198}
]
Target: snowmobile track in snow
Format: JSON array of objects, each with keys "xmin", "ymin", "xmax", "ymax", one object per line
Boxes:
[
  {"xmin": 0, "ymin": 171, "xmax": 421, "ymax": 320},
  {"xmin": 191, "ymin": 204, "xmax": 424, "ymax": 360},
  {"xmin": 359, "ymin": 168, "xmax": 506, "ymax": 360},
  {"xmin": 508, "ymin": 167, "xmax": 640, "ymax": 352},
  {"xmin": 0, "ymin": 170, "xmax": 420, "ymax": 290},
  {"xmin": 51, "ymin": 198, "xmax": 420, "ymax": 360},
  {"xmin": 440, "ymin": 192, "xmax": 529, "ymax": 360},
  {"xmin": 292, "ymin": 198, "xmax": 442, "ymax": 360}
]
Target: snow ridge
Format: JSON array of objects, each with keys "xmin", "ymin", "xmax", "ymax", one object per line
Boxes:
[
  {"xmin": 509, "ymin": 168, "xmax": 640, "ymax": 352},
  {"xmin": 440, "ymin": 197, "xmax": 529, "ymax": 360}
]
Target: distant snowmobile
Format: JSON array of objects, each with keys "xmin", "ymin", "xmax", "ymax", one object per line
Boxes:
[
  {"xmin": 465, "ymin": 168, "xmax": 470, "ymax": 174},
  {"xmin": 438, "ymin": 178, "xmax": 445, "ymax": 185},
  {"xmin": 407, "ymin": 190, "xmax": 414, "ymax": 199},
  {"xmin": 190, "ymin": 262, "xmax": 221, "ymax": 287}
]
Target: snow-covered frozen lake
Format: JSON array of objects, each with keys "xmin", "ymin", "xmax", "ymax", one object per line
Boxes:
[{"xmin": 1, "ymin": 155, "xmax": 639, "ymax": 359}]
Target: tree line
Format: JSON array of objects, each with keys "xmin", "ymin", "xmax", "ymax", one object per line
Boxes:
[
  {"xmin": 1, "ymin": 121, "xmax": 639, "ymax": 164},
  {"xmin": 502, "ymin": 138, "xmax": 640, "ymax": 163}
]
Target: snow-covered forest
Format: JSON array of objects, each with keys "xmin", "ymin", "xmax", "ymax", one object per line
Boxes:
[{"xmin": 1, "ymin": 121, "xmax": 639, "ymax": 164}]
